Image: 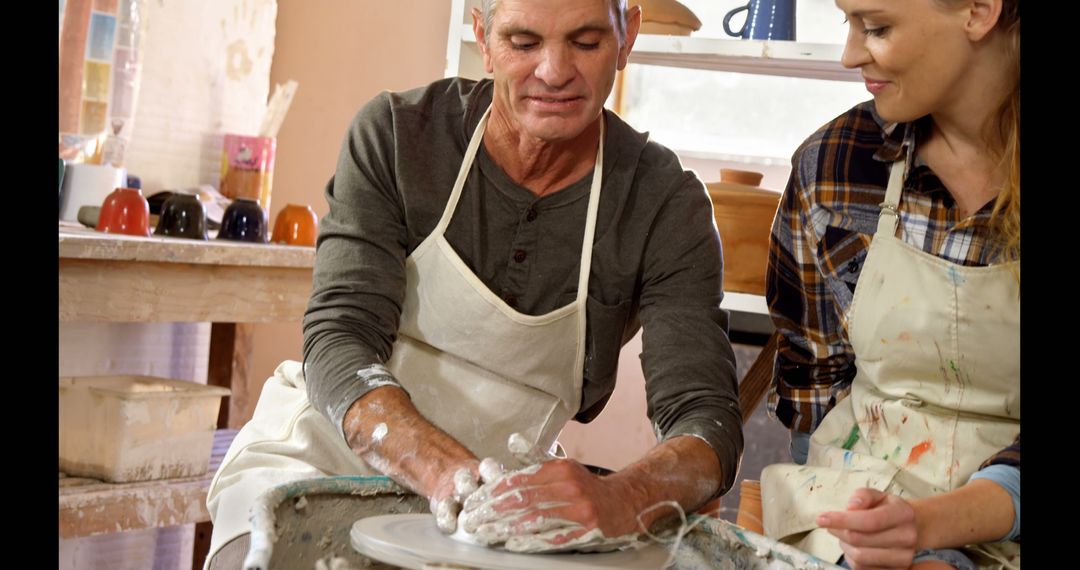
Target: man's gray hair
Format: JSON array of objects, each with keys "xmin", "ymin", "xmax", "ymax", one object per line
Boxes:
[{"xmin": 479, "ymin": 0, "xmax": 629, "ymax": 44}]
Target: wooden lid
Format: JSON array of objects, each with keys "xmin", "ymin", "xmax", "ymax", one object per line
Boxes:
[
  {"xmin": 634, "ymin": 0, "xmax": 702, "ymax": 30},
  {"xmin": 706, "ymin": 181, "xmax": 782, "ymax": 207}
]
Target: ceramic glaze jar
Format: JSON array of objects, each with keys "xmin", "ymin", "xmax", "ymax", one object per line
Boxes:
[{"xmin": 271, "ymin": 204, "xmax": 318, "ymax": 247}]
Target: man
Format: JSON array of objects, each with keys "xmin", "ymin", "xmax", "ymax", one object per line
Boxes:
[{"xmin": 205, "ymin": 0, "xmax": 743, "ymax": 566}]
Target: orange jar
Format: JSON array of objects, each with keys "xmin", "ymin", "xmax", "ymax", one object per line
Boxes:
[{"xmin": 271, "ymin": 204, "xmax": 318, "ymax": 247}]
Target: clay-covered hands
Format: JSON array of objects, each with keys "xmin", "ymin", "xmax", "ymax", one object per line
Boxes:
[
  {"xmin": 816, "ymin": 487, "xmax": 918, "ymax": 570},
  {"xmin": 456, "ymin": 434, "xmax": 645, "ymax": 553},
  {"xmin": 431, "ymin": 457, "xmax": 505, "ymax": 534}
]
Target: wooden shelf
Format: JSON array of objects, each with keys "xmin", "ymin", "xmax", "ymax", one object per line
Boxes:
[
  {"xmin": 723, "ymin": 292, "xmax": 774, "ymax": 338},
  {"xmin": 630, "ymin": 34, "xmax": 858, "ymax": 82},
  {"xmin": 59, "ymin": 429, "xmax": 239, "ymax": 539},
  {"xmin": 454, "ymin": 24, "xmax": 860, "ymax": 83},
  {"xmin": 58, "ymin": 223, "xmax": 315, "ymax": 268},
  {"xmin": 59, "ymin": 224, "xmax": 315, "ymax": 323},
  {"xmin": 721, "ymin": 291, "xmax": 768, "ymax": 316}
]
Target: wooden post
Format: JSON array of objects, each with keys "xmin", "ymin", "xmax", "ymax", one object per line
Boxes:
[
  {"xmin": 192, "ymin": 521, "xmax": 213, "ymax": 570},
  {"xmin": 208, "ymin": 322, "xmax": 256, "ymax": 429}
]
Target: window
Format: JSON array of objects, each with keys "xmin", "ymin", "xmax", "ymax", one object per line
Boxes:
[
  {"xmin": 621, "ymin": 67, "xmax": 869, "ymax": 164},
  {"xmin": 620, "ymin": 0, "xmax": 870, "ymax": 165}
]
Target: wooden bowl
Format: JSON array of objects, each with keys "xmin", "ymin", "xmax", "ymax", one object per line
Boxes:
[{"xmin": 636, "ymin": 0, "xmax": 703, "ymax": 31}]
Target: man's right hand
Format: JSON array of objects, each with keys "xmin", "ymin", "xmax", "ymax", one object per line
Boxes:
[
  {"xmin": 341, "ymin": 385, "xmax": 488, "ymax": 533},
  {"xmin": 429, "ymin": 457, "xmax": 505, "ymax": 533}
]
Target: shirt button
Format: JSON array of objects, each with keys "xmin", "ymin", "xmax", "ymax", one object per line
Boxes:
[
  {"xmin": 526, "ymin": 208, "xmax": 538, "ymax": 222},
  {"xmin": 513, "ymin": 250, "xmax": 527, "ymax": 263},
  {"xmin": 847, "ymin": 259, "xmax": 861, "ymax": 273}
]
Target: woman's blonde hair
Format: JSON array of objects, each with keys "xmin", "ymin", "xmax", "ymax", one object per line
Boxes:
[
  {"xmin": 937, "ymin": 0, "xmax": 1019, "ymax": 268},
  {"xmin": 988, "ymin": 0, "xmax": 1020, "ymax": 266}
]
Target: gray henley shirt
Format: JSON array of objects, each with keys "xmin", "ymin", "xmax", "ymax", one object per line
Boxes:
[{"xmin": 302, "ymin": 78, "xmax": 743, "ymax": 494}]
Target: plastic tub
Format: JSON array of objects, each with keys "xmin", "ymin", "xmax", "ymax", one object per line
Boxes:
[{"xmin": 59, "ymin": 375, "xmax": 230, "ymax": 482}]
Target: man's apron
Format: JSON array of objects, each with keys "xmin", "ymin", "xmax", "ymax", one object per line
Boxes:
[{"xmin": 204, "ymin": 106, "xmax": 606, "ymax": 565}]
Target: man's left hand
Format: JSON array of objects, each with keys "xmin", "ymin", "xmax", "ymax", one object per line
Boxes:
[{"xmin": 458, "ymin": 458, "xmax": 643, "ymax": 552}]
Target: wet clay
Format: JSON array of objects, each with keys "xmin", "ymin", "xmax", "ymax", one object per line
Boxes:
[
  {"xmin": 271, "ymin": 491, "xmax": 429, "ymax": 570},
  {"xmin": 268, "ymin": 488, "xmax": 837, "ymax": 569}
]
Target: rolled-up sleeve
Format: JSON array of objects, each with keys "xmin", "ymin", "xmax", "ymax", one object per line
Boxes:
[
  {"xmin": 766, "ymin": 146, "xmax": 858, "ymax": 434},
  {"xmin": 638, "ymin": 172, "xmax": 743, "ymax": 496},
  {"xmin": 302, "ymin": 93, "xmax": 409, "ymax": 439}
]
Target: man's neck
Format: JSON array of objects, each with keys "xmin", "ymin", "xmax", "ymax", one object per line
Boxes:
[{"xmin": 481, "ymin": 104, "xmax": 602, "ymax": 197}]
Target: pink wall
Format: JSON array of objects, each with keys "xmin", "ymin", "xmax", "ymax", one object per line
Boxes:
[
  {"xmin": 245, "ymin": 1, "xmax": 452, "ymax": 425},
  {"xmin": 558, "ymin": 332, "xmax": 658, "ymax": 470}
]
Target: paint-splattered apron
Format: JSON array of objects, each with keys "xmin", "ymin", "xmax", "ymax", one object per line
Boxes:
[
  {"xmin": 204, "ymin": 106, "xmax": 604, "ymax": 566},
  {"xmin": 761, "ymin": 160, "xmax": 1020, "ymax": 568}
]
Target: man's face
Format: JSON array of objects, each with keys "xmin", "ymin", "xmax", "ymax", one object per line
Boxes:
[{"xmin": 475, "ymin": 0, "xmax": 637, "ymax": 143}]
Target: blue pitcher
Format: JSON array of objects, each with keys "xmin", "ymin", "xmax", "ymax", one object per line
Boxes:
[{"xmin": 723, "ymin": 0, "xmax": 796, "ymax": 41}]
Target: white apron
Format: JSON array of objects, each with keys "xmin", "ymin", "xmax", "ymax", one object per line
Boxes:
[
  {"xmin": 205, "ymin": 106, "xmax": 606, "ymax": 565},
  {"xmin": 761, "ymin": 160, "xmax": 1020, "ymax": 568}
]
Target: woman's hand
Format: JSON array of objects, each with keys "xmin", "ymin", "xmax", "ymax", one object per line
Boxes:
[{"xmin": 816, "ymin": 488, "xmax": 918, "ymax": 570}]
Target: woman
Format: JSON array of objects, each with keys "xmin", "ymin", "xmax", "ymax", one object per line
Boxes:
[{"xmin": 760, "ymin": 0, "xmax": 1020, "ymax": 568}]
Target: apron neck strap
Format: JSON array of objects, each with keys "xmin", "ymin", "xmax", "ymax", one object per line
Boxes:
[
  {"xmin": 433, "ymin": 105, "xmax": 493, "ymax": 236},
  {"xmin": 876, "ymin": 160, "xmax": 905, "ymax": 237},
  {"xmin": 574, "ymin": 116, "xmax": 605, "ymax": 304}
]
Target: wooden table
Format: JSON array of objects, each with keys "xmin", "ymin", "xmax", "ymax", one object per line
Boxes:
[
  {"xmin": 59, "ymin": 223, "xmax": 316, "ymax": 567},
  {"xmin": 59, "ymin": 223, "xmax": 316, "ymax": 427}
]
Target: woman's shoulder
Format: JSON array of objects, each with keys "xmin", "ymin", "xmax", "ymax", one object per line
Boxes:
[
  {"xmin": 790, "ymin": 100, "xmax": 893, "ymax": 191},
  {"xmin": 795, "ymin": 100, "xmax": 883, "ymax": 161}
]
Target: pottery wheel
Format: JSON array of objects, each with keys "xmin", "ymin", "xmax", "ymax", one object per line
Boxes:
[{"xmin": 350, "ymin": 514, "xmax": 670, "ymax": 569}]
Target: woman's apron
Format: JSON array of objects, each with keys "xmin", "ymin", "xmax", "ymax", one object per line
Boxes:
[{"xmin": 761, "ymin": 160, "xmax": 1020, "ymax": 568}]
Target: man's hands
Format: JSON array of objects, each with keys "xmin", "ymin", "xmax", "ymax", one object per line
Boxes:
[
  {"xmin": 344, "ymin": 388, "xmax": 724, "ymax": 554},
  {"xmin": 430, "ymin": 458, "xmax": 505, "ymax": 533},
  {"xmin": 454, "ymin": 433, "xmax": 722, "ymax": 553},
  {"xmin": 459, "ymin": 457, "xmax": 644, "ymax": 552}
]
